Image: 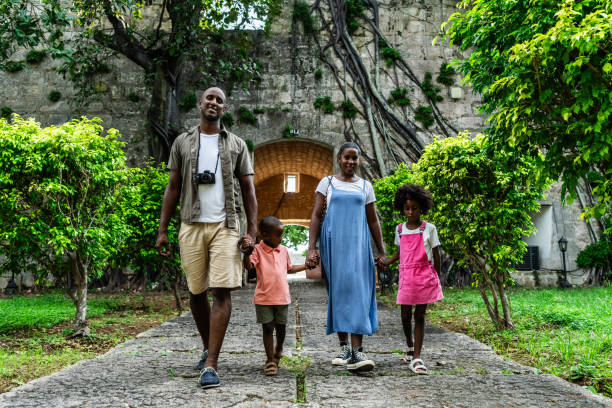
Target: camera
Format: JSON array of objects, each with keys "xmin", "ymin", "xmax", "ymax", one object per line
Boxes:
[{"xmin": 196, "ymin": 170, "xmax": 216, "ymax": 184}]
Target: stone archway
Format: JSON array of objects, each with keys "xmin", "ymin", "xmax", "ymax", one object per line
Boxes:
[{"xmin": 254, "ymin": 140, "xmax": 334, "ymax": 227}]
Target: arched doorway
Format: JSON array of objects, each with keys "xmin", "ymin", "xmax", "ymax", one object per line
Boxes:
[{"xmin": 254, "ymin": 140, "xmax": 334, "ymax": 227}]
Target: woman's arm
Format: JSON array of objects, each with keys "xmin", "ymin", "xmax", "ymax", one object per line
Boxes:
[
  {"xmin": 306, "ymin": 192, "xmax": 326, "ymax": 268},
  {"xmin": 365, "ymin": 202, "xmax": 386, "ymax": 265}
]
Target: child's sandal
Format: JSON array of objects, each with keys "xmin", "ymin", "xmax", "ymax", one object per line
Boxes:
[
  {"xmin": 408, "ymin": 358, "xmax": 428, "ymax": 375},
  {"xmin": 264, "ymin": 361, "xmax": 278, "ymax": 376},
  {"xmin": 405, "ymin": 347, "xmax": 414, "ymax": 362}
]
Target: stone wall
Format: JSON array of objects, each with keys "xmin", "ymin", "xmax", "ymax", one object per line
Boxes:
[{"xmin": 0, "ymin": 0, "xmax": 597, "ymax": 289}]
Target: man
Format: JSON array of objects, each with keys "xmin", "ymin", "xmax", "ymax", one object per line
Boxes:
[{"xmin": 155, "ymin": 87, "xmax": 257, "ymax": 388}]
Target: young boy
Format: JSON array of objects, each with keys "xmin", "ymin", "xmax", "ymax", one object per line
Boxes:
[{"xmin": 244, "ymin": 216, "xmax": 306, "ymax": 375}]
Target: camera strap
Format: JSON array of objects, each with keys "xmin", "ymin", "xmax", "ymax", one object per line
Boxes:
[
  {"xmin": 213, "ymin": 153, "xmax": 220, "ymax": 174},
  {"xmin": 197, "ymin": 126, "xmax": 221, "ymax": 174}
]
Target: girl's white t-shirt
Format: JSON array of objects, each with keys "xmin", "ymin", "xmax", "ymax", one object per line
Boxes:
[
  {"xmin": 196, "ymin": 133, "xmax": 225, "ymax": 223},
  {"xmin": 315, "ymin": 176, "xmax": 376, "ymax": 207},
  {"xmin": 394, "ymin": 222, "xmax": 441, "ymax": 262}
]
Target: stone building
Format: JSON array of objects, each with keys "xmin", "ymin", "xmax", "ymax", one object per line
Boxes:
[{"xmin": 0, "ymin": 0, "xmax": 597, "ymax": 289}]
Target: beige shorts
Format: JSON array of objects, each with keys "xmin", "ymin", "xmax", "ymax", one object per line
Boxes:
[{"xmin": 178, "ymin": 221, "xmax": 242, "ymax": 295}]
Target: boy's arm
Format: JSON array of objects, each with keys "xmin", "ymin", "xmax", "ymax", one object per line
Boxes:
[
  {"xmin": 289, "ymin": 264, "xmax": 306, "ymax": 274},
  {"xmin": 243, "ymin": 254, "xmax": 254, "ymax": 270},
  {"xmin": 432, "ymin": 246, "xmax": 441, "ymax": 274}
]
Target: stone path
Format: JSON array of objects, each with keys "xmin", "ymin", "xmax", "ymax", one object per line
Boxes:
[{"xmin": 1, "ymin": 280, "xmax": 610, "ymax": 407}]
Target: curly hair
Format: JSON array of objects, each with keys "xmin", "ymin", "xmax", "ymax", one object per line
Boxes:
[{"xmin": 394, "ymin": 184, "xmax": 434, "ymax": 214}]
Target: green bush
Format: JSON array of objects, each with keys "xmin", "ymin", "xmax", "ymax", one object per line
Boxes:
[
  {"xmin": 293, "ymin": 2, "xmax": 314, "ymax": 35},
  {"xmin": 436, "ymin": 62, "xmax": 456, "ymax": 87},
  {"xmin": 25, "ymin": 49, "xmax": 47, "ymax": 64},
  {"xmin": 422, "ymin": 72, "xmax": 443, "ymax": 102},
  {"xmin": 340, "ymin": 100, "xmax": 358, "ymax": 118},
  {"xmin": 253, "ymin": 107, "xmax": 266, "ymax": 114},
  {"xmin": 245, "ymin": 139, "xmax": 254, "ymax": 152},
  {"xmin": 283, "ymin": 124, "xmax": 293, "ymax": 138},
  {"xmin": 577, "ymin": 240, "xmax": 612, "ymax": 283},
  {"xmin": 372, "ymin": 162, "xmax": 418, "ymax": 255},
  {"xmin": 0, "ymin": 116, "xmax": 129, "ymax": 336},
  {"xmin": 48, "ymin": 90, "xmax": 61, "ymax": 102},
  {"xmin": 380, "ymin": 46, "xmax": 401, "ymax": 67},
  {"xmin": 127, "ymin": 92, "xmax": 140, "ymax": 103},
  {"xmin": 178, "ymin": 92, "xmax": 197, "ymax": 112},
  {"xmin": 346, "ymin": 0, "xmax": 365, "ymax": 33},
  {"xmin": 1, "ymin": 107, "xmax": 13, "ymax": 121},
  {"xmin": 238, "ymin": 106, "xmax": 257, "ymax": 125},
  {"xmin": 221, "ymin": 112, "xmax": 234, "ymax": 128},
  {"xmin": 390, "ymin": 88, "xmax": 411, "ymax": 106},
  {"xmin": 4, "ymin": 61, "xmax": 24, "ymax": 73},
  {"xmin": 313, "ymin": 96, "xmax": 334, "ymax": 114},
  {"xmin": 415, "ymin": 105, "xmax": 434, "ymax": 128}
]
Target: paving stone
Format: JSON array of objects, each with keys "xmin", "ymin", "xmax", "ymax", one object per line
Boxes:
[{"xmin": 1, "ymin": 280, "xmax": 609, "ymax": 407}]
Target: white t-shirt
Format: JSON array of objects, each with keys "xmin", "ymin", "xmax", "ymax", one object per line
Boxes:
[
  {"xmin": 196, "ymin": 133, "xmax": 225, "ymax": 223},
  {"xmin": 315, "ymin": 176, "xmax": 376, "ymax": 207},
  {"xmin": 394, "ymin": 222, "xmax": 441, "ymax": 262}
]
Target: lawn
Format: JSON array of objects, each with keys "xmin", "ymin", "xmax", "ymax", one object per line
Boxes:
[
  {"xmin": 0, "ymin": 291, "xmax": 182, "ymax": 393},
  {"xmin": 379, "ymin": 285, "xmax": 612, "ymax": 397}
]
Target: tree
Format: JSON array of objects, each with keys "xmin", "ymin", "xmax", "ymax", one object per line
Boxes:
[
  {"xmin": 117, "ymin": 161, "xmax": 183, "ymax": 310},
  {"xmin": 0, "ymin": 0, "xmax": 281, "ymax": 162},
  {"xmin": 282, "ymin": 224, "xmax": 308, "ymax": 251},
  {"xmin": 0, "ymin": 115, "xmax": 129, "ymax": 337},
  {"xmin": 443, "ymin": 0, "xmax": 612, "ymax": 234},
  {"xmin": 414, "ymin": 133, "xmax": 546, "ymax": 329}
]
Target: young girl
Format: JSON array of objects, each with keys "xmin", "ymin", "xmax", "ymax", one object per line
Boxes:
[{"xmin": 383, "ymin": 184, "xmax": 443, "ymax": 374}]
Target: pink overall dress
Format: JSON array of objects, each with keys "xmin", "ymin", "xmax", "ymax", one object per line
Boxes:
[{"xmin": 396, "ymin": 221, "xmax": 443, "ymax": 305}]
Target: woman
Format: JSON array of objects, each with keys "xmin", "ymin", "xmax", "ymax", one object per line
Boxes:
[{"xmin": 306, "ymin": 142, "xmax": 386, "ymax": 372}]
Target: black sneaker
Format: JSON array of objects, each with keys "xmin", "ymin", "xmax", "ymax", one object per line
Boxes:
[
  {"xmin": 331, "ymin": 344, "xmax": 352, "ymax": 366},
  {"xmin": 347, "ymin": 348, "xmax": 375, "ymax": 372},
  {"xmin": 196, "ymin": 349, "xmax": 208, "ymax": 371},
  {"xmin": 198, "ymin": 367, "xmax": 220, "ymax": 388}
]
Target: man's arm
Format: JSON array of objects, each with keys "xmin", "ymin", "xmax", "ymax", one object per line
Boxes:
[
  {"xmin": 238, "ymin": 174, "xmax": 258, "ymax": 251},
  {"xmin": 155, "ymin": 170, "xmax": 181, "ymax": 256}
]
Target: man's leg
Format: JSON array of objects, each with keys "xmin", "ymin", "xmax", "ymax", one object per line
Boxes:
[
  {"xmin": 190, "ymin": 291, "xmax": 210, "ymax": 350},
  {"xmin": 204, "ymin": 287, "xmax": 232, "ymax": 370}
]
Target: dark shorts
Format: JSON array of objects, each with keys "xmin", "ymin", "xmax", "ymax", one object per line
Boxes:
[{"xmin": 255, "ymin": 304, "xmax": 289, "ymax": 325}]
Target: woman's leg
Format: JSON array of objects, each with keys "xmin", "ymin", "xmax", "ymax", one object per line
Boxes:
[
  {"xmin": 400, "ymin": 305, "xmax": 413, "ymax": 348},
  {"xmin": 337, "ymin": 332, "xmax": 348, "ymax": 344},
  {"xmin": 412, "ymin": 304, "xmax": 427, "ymax": 360},
  {"xmin": 350, "ymin": 333, "xmax": 362, "ymax": 349}
]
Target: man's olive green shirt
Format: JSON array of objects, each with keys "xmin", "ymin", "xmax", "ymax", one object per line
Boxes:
[{"xmin": 167, "ymin": 124, "xmax": 253, "ymax": 229}]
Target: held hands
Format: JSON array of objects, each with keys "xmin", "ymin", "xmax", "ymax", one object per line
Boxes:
[
  {"xmin": 238, "ymin": 234, "xmax": 255, "ymax": 254},
  {"xmin": 305, "ymin": 249, "xmax": 320, "ymax": 269},
  {"xmin": 374, "ymin": 254, "xmax": 387, "ymax": 269}
]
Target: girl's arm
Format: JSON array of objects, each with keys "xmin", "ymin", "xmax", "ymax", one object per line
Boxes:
[
  {"xmin": 306, "ymin": 192, "xmax": 326, "ymax": 268},
  {"xmin": 432, "ymin": 246, "xmax": 441, "ymax": 274},
  {"xmin": 365, "ymin": 202, "xmax": 386, "ymax": 265},
  {"xmin": 384, "ymin": 251, "xmax": 399, "ymax": 266},
  {"xmin": 289, "ymin": 264, "xmax": 306, "ymax": 274}
]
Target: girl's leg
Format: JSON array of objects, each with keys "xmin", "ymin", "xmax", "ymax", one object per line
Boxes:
[
  {"xmin": 274, "ymin": 324, "xmax": 286, "ymax": 362},
  {"xmin": 350, "ymin": 333, "xmax": 363, "ymax": 349},
  {"xmin": 400, "ymin": 305, "xmax": 413, "ymax": 348},
  {"xmin": 412, "ymin": 304, "xmax": 428, "ymax": 360}
]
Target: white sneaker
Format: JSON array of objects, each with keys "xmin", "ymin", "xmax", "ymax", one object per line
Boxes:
[{"xmin": 331, "ymin": 344, "xmax": 352, "ymax": 365}]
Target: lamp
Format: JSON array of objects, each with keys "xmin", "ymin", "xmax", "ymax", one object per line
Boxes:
[
  {"xmin": 558, "ymin": 236, "xmax": 571, "ymax": 288},
  {"xmin": 290, "ymin": 128, "xmax": 300, "ymax": 136}
]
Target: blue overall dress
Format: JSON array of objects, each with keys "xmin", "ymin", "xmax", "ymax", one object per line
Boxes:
[{"xmin": 319, "ymin": 178, "xmax": 378, "ymax": 335}]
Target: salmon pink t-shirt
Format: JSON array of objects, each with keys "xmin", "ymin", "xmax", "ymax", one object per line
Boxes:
[{"xmin": 251, "ymin": 242, "xmax": 292, "ymax": 305}]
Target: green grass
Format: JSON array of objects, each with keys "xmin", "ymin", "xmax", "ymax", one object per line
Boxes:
[
  {"xmin": 379, "ymin": 286, "xmax": 612, "ymax": 397},
  {"xmin": 0, "ymin": 294, "xmax": 128, "ymax": 332}
]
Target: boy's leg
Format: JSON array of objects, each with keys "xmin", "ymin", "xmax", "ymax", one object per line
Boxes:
[
  {"xmin": 204, "ymin": 288, "xmax": 232, "ymax": 370},
  {"xmin": 401, "ymin": 305, "xmax": 413, "ymax": 348},
  {"xmin": 412, "ymin": 304, "xmax": 427, "ymax": 359},
  {"xmin": 262, "ymin": 322, "xmax": 276, "ymax": 363},
  {"xmin": 274, "ymin": 324, "xmax": 286, "ymax": 362}
]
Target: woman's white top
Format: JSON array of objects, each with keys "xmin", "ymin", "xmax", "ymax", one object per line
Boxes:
[
  {"xmin": 394, "ymin": 222, "xmax": 441, "ymax": 262},
  {"xmin": 315, "ymin": 176, "xmax": 376, "ymax": 207}
]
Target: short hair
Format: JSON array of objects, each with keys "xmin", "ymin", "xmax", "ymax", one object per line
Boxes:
[
  {"xmin": 337, "ymin": 142, "xmax": 361, "ymax": 158},
  {"xmin": 394, "ymin": 184, "xmax": 434, "ymax": 214},
  {"xmin": 259, "ymin": 216, "xmax": 283, "ymax": 235}
]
